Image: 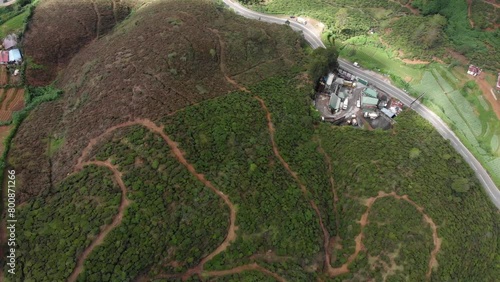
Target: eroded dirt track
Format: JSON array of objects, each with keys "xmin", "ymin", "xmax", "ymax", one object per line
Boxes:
[
  {"xmin": 205, "ymin": 263, "xmax": 287, "ymax": 281},
  {"xmin": 67, "ymin": 160, "xmax": 131, "ymax": 282},
  {"xmin": 71, "ymin": 118, "xmax": 239, "ymax": 281},
  {"xmin": 254, "ymin": 96, "xmax": 332, "ymax": 274},
  {"xmin": 326, "ymin": 191, "xmax": 441, "ymax": 280}
]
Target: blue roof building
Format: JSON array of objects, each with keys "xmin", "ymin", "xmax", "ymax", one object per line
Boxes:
[{"xmin": 8, "ymin": 49, "xmax": 22, "ymax": 63}]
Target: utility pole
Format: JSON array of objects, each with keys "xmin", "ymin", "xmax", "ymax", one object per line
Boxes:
[{"xmin": 410, "ymin": 92, "xmax": 425, "ymax": 108}]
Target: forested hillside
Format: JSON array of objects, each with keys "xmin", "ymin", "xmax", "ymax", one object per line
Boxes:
[
  {"xmin": 244, "ymin": 0, "xmax": 500, "ymax": 70},
  {"xmin": 1, "ymin": 0, "xmax": 499, "ymax": 281}
]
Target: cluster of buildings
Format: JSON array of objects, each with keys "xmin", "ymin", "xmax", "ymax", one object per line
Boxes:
[
  {"xmin": 0, "ymin": 34, "xmax": 22, "ymax": 64},
  {"xmin": 325, "ymin": 72, "xmax": 356, "ymax": 113},
  {"xmin": 359, "ymin": 87, "xmax": 401, "ymax": 120}
]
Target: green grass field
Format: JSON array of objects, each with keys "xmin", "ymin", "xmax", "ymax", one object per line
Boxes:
[{"xmin": 0, "ymin": 9, "xmax": 29, "ymax": 38}]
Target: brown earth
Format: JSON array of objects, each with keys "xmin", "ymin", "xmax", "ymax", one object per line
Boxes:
[
  {"xmin": 204, "ymin": 263, "xmax": 287, "ymax": 281},
  {"xmin": 467, "ymin": 0, "xmax": 475, "ymax": 28},
  {"xmin": 0, "ymin": 88, "xmax": 25, "ymax": 122},
  {"xmin": 0, "ymin": 66, "xmax": 7, "ymax": 85},
  {"xmin": 22, "ymin": 0, "xmax": 134, "ymax": 86},
  {"xmin": 9, "ymin": 0, "xmax": 303, "ymax": 205}
]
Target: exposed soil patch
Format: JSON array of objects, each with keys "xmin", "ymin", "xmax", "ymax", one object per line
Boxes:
[
  {"xmin": 402, "ymin": 58, "xmax": 430, "ymax": 65},
  {"xmin": 204, "ymin": 263, "xmax": 287, "ymax": 281},
  {"xmin": 67, "ymin": 160, "xmax": 131, "ymax": 282},
  {"xmin": 475, "ymin": 73, "xmax": 500, "ymax": 120}
]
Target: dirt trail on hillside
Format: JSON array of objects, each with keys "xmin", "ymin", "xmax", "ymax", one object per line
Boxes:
[
  {"xmin": 72, "ymin": 118, "xmax": 238, "ymax": 281},
  {"xmin": 316, "ymin": 141, "xmax": 344, "ymax": 267},
  {"xmin": 483, "ymin": 0, "xmax": 500, "ymax": 8},
  {"xmin": 209, "ymin": 28, "xmax": 250, "ymax": 93},
  {"xmin": 326, "ymin": 191, "xmax": 441, "ymax": 280},
  {"xmin": 205, "ymin": 263, "xmax": 287, "ymax": 281},
  {"xmin": 254, "ymin": 96, "xmax": 332, "ymax": 273},
  {"xmin": 467, "ymin": 0, "xmax": 475, "ymax": 28},
  {"xmin": 67, "ymin": 160, "xmax": 131, "ymax": 282}
]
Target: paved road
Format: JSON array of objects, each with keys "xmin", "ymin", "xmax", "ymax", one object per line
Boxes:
[{"xmin": 222, "ymin": 0, "xmax": 500, "ymax": 209}]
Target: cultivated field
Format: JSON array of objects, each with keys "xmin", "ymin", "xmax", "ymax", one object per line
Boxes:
[
  {"xmin": 0, "ymin": 88, "xmax": 24, "ymax": 122},
  {"xmin": 0, "ymin": 66, "xmax": 8, "ymax": 85}
]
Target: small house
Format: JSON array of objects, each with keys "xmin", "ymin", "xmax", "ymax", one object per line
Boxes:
[
  {"xmin": 0, "ymin": 51, "xmax": 8, "ymax": 64},
  {"xmin": 2, "ymin": 34, "xmax": 18, "ymax": 50},
  {"xmin": 467, "ymin": 65, "xmax": 481, "ymax": 76},
  {"xmin": 8, "ymin": 48, "xmax": 22, "ymax": 64}
]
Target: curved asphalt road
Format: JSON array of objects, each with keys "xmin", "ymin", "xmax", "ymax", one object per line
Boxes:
[{"xmin": 223, "ymin": 0, "xmax": 500, "ymax": 209}]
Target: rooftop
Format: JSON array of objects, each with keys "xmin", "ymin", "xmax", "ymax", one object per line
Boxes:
[
  {"xmin": 329, "ymin": 94, "xmax": 341, "ymax": 110},
  {"xmin": 361, "ymin": 96, "xmax": 379, "ymax": 106},
  {"xmin": 363, "ymin": 88, "xmax": 378, "ymax": 98}
]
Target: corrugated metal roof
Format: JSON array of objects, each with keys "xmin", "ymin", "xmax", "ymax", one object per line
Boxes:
[
  {"xmin": 329, "ymin": 94, "xmax": 341, "ymax": 110},
  {"xmin": 338, "ymin": 91, "xmax": 347, "ymax": 99},
  {"xmin": 363, "ymin": 88, "xmax": 377, "ymax": 98},
  {"xmin": 381, "ymin": 108, "xmax": 395, "ymax": 118},
  {"xmin": 361, "ymin": 96, "xmax": 378, "ymax": 106},
  {"xmin": 8, "ymin": 49, "xmax": 22, "ymax": 62},
  {"xmin": 3, "ymin": 34, "xmax": 17, "ymax": 50}
]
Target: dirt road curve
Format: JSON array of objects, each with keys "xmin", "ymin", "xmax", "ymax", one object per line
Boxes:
[
  {"xmin": 73, "ymin": 118, "xmax": 238, "ymax": 281},
  {"xmin": 67, "ymin": 160, "xmax": 131, "ymax": 282},
  {"xmin": 326, "ymin": 191, "xmax": 441, "ymax": 280},
  {"xmin": 205, "ymin": 262, "xmax": 287, "ymax": 281}
]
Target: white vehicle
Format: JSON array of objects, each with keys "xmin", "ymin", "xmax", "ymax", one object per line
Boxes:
[
  {"xmin": 297, "ymin": 17, "xmax": 307, "ymax": 25},
  {"xmin": 342, "ymin": 98, "xmax": 349, "ymax": 110},
  {"xmin": 353, "ymin": 62, "xmax": 359, "ymax": 67},
  {"xmin": 356, "ymin": 99, "xmax": 361, "ymax": 108}
]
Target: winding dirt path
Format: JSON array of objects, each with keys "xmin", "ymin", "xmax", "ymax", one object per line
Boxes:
[
  {"xmin": 467, "ymin": 0, "xmax": 475, "ymax": 28},
  {"xmin": 204, "ymin": 263, "xmax": 287, "ymax": 281},
  {"xmin": 326, "ymin": 191, "xmax": 441, "ymax": 280},
  {"xmin": 67, "ymin": 160, "xmax": 131, "ymax": 282},
  {"xmin": 254, "ymin": 96, "xmax": 332, "ymax": 273},
  {"xmin": 71, "ymin": 118, "xmax": 238, "ymax": 281}
]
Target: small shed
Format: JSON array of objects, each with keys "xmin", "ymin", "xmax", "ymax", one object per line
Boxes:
[
  {"xmin": 467, "ymin": 65, "xmax": 481, "ymax": 76},
  {"xmin": 8, "ymin": 48, "xmax": 22, "ymax": 63},
  {"xmin": 326, "ymin": 73, "xmax": 334, "ymax": 87},
  {"xmin": 0, "ymin": 51, "xmax": 8, "ymax": 64},
  {"xmin": 363, "ymin": 88, "xmax": 378, "ymax": 98},
  {"xmin": 2, "ymin": 34, "xmax": 18, "ymax": 50}
]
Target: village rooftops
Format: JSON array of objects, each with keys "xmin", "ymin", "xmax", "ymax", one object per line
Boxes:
[
  {"xmin": 363, "ymin": 87, "xmax": 378, "ymax": 98},
  {"xmin": 467, "ymin": 65, "xmax": 481, "ymax": 76},
  {"xmin": 381, "ymin": 108, "xmax": 395, "ymax": 118},
  {"xmin": 2, "ymin": 34, "xmax": 17, "ymax": 50}
]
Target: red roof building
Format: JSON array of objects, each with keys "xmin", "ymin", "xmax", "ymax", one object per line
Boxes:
[
  {"xmin": 467, "ymin": 65, "xmax": 482, "ymax": 76},
  {"xmin": 0, "ymin": 51, "xmax": 8, "ymax": 64}
]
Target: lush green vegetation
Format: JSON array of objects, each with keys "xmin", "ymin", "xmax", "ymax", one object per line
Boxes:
[
  {"xmin": 319, "ymin": 110, "xmax": 499, "ymax": 281},
  {"xmin": 244, "ymin": 0, "xmax": 499, "ymax": 70},
  {"xmin": 10, "ymin": 166, "xmax": 122, "ymax": 281}
]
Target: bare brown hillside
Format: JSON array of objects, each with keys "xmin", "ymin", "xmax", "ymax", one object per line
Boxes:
[
  {"xmin": 23, "ymin": 0, "xmax": 135, "ymax": 86},
  {"xmin": 9, "ymin": 0, "xmax": 304, "ymax": 203}
]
